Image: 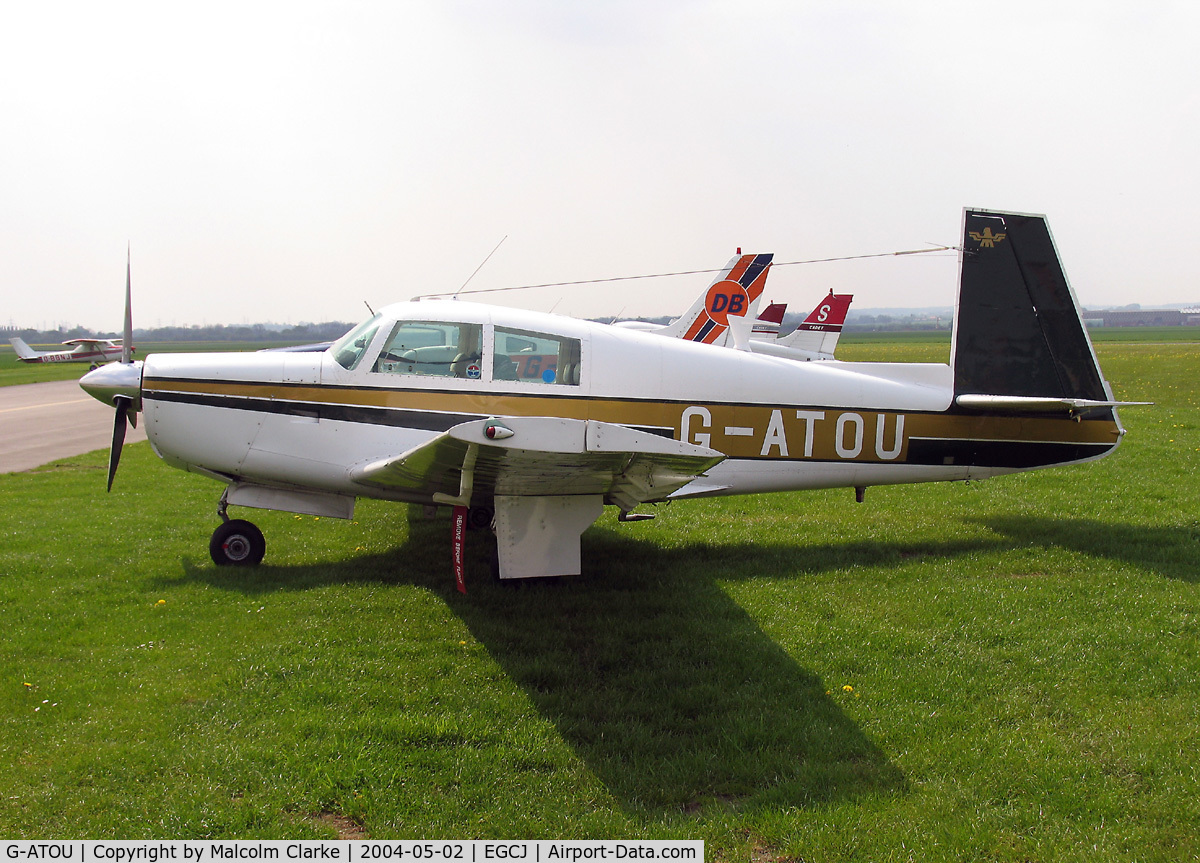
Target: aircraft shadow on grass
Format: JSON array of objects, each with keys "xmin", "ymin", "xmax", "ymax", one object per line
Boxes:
[
  {"xmin": 171, "ymin": 516, "xmax": 931, "ymax": 815},
  {"xmin": 165, "ymin": 508, "xmax": 1189, "ymax": 813},
  {"xmin": 971, "ymin": 515, "xmax": 1200, "ymax": 584}
]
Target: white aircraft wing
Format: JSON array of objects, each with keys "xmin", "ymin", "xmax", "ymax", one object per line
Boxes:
[{"xmin": 350, "ymin": 416, "xmax": 724, "ymax": 511}]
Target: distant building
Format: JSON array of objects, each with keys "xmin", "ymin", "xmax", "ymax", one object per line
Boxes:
[{"xmin": 1085, "ymin": 308, "xmax": 1200, "ymax": 326}]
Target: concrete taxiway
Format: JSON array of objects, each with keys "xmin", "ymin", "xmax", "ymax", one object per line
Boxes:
[{"xmin": 0, "ymin": 379, "xmax": 148, "ymax": 473}]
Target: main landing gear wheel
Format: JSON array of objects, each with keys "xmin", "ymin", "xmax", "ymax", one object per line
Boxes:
[{"xmin": 210, "ymin": 519, "xmax": 266, "ymax": 566}]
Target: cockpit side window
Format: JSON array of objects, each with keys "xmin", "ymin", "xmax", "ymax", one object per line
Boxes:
[
  {"xmin": 373, "ymin": 321, "xmax": 484, "ymax": 379},
  {"xmin": 330, "ymin": 314, "xmax": 382, "ymax": 371},
  {"xmin": 494, "ymin": 327, "xmax": 582, "ymax": 385}
]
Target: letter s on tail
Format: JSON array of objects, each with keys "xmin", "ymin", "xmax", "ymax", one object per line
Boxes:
[{"xmin": 774, "ymin": 291, "xmax": 853, "ymax": 358}]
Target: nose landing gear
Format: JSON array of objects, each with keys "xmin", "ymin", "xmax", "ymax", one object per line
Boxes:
[
  {"xmin": 211, "ymin": 493, "xmax": 265, "ymax": 566},
  {"xmin": 209, "ymin": 519, "xmax": 266, "ymax": 566}
]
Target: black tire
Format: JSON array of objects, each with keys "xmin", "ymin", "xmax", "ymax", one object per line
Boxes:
[{"xmin": 210, "ymin": 519, "xmax": 266, "ymax": 566}]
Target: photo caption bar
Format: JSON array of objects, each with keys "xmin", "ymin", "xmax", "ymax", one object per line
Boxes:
[{"xmin": 3, "ymin": 842, "xmax": 702, "ymax": 863}]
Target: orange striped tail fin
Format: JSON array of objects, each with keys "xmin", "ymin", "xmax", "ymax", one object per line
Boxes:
[{"xmin": 660, "ymin": 253, "xmax": 774, "ymax": 345}]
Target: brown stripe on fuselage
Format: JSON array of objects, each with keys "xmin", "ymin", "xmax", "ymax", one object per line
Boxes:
[{"xmin": 141, "ymin": 376, "xmax": 1122, "ymax": 464}]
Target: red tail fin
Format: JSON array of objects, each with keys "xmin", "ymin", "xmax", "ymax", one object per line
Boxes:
[
  {"xmin": 772, "ymin": 291, "xmax": 854, "ymax": 358},
  {"xmin": 752, "ymin": 302, "xmax": 787, "ymax": 337},
  {"xmin": 797, "ymin": 291, "xmax": 853, "ymax": 332}
]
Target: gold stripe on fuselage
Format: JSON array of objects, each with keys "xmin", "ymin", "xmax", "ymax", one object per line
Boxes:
[{"xmin": 143, "ymin": 377, "xmax": 1122, "ymax": 463}]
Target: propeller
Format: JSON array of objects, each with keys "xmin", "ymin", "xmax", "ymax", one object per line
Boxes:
[
  {"xmin": 121, "ymin": 247, "xmax": 133, "ymax": 365},
  {"xmin": 80, "ymin": 246, "xmax": 143, "ymax": 492},
  {"xmin": 107, "ymin": 396, "xmax": 131, "ymax": 492}
]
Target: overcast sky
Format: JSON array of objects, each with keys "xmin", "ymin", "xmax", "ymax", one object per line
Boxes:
[{"xmin": 2, "ymin": 1, "xmax": 1197, "ymax": 330}]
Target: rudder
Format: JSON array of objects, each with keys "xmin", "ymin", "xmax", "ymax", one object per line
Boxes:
[
  {"xmin": 952, "ymin": 209, "xmax": 1110, "ymax": 403},
  {"xmin": 9, "ymin": 337, "xmax": 38, "ymax": 361}
]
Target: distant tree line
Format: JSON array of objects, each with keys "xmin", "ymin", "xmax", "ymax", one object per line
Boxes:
[
  {"xmin": 842, "ymin": 315, "xmax": 950, "ymax": 332},
  {"xmin": 2, "ymin": 321, "xmax": 354, "ymax": 345}
]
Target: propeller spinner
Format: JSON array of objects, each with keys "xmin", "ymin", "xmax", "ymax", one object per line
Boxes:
[{"xmin": 79, "ymin": 249, "xmax": 143, "ymax": 491}]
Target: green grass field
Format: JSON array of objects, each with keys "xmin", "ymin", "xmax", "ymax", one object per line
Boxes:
[{"xmin": 1, "ymin": 333, "xmax": 1198, "ymax": 858}]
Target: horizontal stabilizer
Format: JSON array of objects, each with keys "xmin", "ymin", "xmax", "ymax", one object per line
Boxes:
[{"xmin": 956, "ymin": 394, "xmax": 1152, "ymax": 416}]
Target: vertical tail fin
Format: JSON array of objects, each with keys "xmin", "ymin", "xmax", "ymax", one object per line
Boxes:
[
  {"xmin": 751, "ymin": 302, "xmax": 788, "ymax": 339},
  {"xmin": 9, "ymin": 337, "xmax": 39, "ymax": 361},
  {"xmin": 659, "ymin": 253, "xmax": 773, "ymax": 345},
  {"xmin": 774, "ymin": 291, "xmax": 853, "ymax": 357},
  {"xmin": 951, "ymin": 209, "xmax": 1112, "ymax": 406}
]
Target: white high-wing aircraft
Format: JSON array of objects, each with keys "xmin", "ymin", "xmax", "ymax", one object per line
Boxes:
[
  {"xmin": 10, "ymin": 336, "xmax": 130, "ymax": 367},
  {"xmin": 80, "ymin": 209, "xmax": 1139, "ymax": 586}
]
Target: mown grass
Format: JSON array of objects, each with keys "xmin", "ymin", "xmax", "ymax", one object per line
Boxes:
[
  {"xmin": 1085, "ymin": 325, "xmax": 1200, "ymax": 343},
  {"xmin": 0, "ymin": 338, "xmax": 1197, "ymax": 859}
]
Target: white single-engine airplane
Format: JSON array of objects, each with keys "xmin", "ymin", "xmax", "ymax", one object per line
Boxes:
[
  {"xmin": 10, "ymin": 336, "xmax": 131, "ymax": 367},
  {"xmin": 81, "ymin": 209, "xmax": 1140, "ymax": 586}
]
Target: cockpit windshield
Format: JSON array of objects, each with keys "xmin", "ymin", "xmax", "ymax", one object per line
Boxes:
[{"xmin": 330, "ymin": 314, "xmax": 382, "ymax": 370}]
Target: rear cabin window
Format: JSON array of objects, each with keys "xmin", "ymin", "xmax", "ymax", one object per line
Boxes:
[
  {"xmin": 373, "ymin": 321, "xmax": 484, "ymax": 379},
  {"xmin": 494, "ymin": 327, "xmax": 581, "ymax": 385}
]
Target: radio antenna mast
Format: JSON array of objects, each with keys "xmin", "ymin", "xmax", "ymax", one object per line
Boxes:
[{"xmin": 454, "ymin": 236, "xmax": 508, "ymax": 298}]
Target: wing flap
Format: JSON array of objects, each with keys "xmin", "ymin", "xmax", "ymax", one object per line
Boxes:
[{"xmin": 350, "ymin": 417, "xmax": 724, "ymax": 507}]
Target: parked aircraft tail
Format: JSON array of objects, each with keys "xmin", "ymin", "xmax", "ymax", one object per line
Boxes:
[
  {"xmin": 658, "ymin": 253, "xmax": 773, "ymax": 345},
  {"xmin": 951, "ymin": 208, "xmax": 1133, "ymax": 423},
  {"xmin": 751, "ymin": 302, "xmax": 787, "ymax": 339},
  {"xmin": 9, "ymin": 337, "xmax": 38, "ymax": 360},
  {"xmin": 773, "ymin": 291, "xmax": 853, "ymax": 358}
]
